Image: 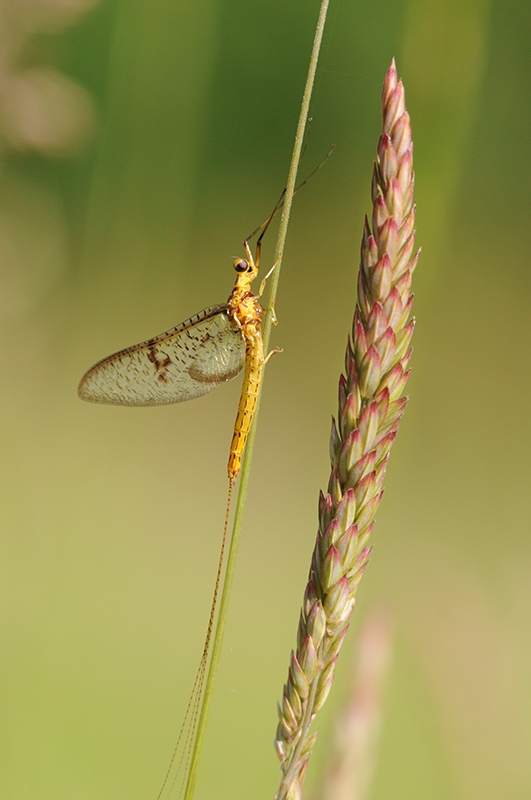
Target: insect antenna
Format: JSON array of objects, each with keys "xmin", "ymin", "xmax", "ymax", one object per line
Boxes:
[{"xmin": 244, "ymin": 143, "xmax": 335, "ymax": 264}]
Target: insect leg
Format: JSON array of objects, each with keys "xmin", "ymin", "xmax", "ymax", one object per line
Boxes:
[
  {"xmin": 257, "ymin": 256, "xmax": 282, "ymax": 298},
  {"xmin": 263, "ymin": 346, "xmax": 282, "ymax": 365}
]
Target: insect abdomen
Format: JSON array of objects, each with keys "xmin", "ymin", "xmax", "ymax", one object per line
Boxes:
[{"xmin": 228, "ymin": 326, "xmax": 263, "ymax": 480}]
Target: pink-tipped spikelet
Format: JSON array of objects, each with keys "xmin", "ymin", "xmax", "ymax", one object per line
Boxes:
[{"xmin": 275, "ymin": 60, "xmax": 419, "ymax": 800}]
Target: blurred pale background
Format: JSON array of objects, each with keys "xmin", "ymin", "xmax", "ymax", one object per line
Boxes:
[{"xmin": 1, "ymin": 1, "xmax": 530, "ymax": 798}]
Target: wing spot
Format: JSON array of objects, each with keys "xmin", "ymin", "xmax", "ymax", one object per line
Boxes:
[{"xmin": 148, "ymin": 346, "xmax": 172, "ymax": 382}]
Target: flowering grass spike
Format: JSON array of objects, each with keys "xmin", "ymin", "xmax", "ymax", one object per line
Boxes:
[{"xmin": 274, "ymin": 59, "xmax": 419, "ymax": 800}]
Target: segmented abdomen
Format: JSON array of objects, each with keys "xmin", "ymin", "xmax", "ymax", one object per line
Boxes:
[{"xmin": 228, "ymin": 325, "xmax": 264, "ymax": 480}]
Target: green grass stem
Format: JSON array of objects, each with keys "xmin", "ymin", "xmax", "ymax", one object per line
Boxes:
[{"xmin": 182, "ymin": 2, "xmax": 331, "ymax": 798}]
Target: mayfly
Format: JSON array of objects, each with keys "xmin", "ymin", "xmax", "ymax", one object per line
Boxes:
[{"xmin": 78, "ymin": 219, "xmax": 279, "ymax": 796}]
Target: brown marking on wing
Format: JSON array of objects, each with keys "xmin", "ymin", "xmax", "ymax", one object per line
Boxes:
[{"xmin": 147, "ymin": 344, "xmax": 173, "ymax": 383}]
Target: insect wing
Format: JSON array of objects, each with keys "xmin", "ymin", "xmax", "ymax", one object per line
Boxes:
[{"xmin": 78, "ymin": 305, "xmax": 246, "ymax": 406}]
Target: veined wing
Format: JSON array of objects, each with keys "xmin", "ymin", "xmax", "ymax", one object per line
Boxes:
[{"xmin": 78, "ymin": 305, "xmax": 245, "ymax": 406}]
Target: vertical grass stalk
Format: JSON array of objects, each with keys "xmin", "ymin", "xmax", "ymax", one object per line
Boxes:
[{"xmin": 182, "ymin": 2, "xmax": 331, "ymax": 797}]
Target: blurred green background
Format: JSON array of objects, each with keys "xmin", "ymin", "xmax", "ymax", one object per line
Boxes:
[{"xmin": 1, "ymin": 0, "xmax": 530, "ymax": 798}]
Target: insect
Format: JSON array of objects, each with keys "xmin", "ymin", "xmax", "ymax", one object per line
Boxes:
[
  {"xmin": 78, "ymin": 238, "xmax": 278, "ymax": 479},
  {"xmin": 78, "ymin": 224, "xmax": 279, "ymax": 798}
]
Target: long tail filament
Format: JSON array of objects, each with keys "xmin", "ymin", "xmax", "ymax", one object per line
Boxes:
[{"xmin": 156, "ymin": 478, "xmax": 235, "ymax": 800}]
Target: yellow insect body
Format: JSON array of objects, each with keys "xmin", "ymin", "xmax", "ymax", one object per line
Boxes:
[
  {"xmin": 226, "ymin": 256, "xmax": 265, "ymax": 480},
  {"xmin": 78, "ymin": 249, "xmax": 269, "ymax": 481},
  {"xmin": 79, "ymin": 238, "xmax": 275, "ymax": 800}
]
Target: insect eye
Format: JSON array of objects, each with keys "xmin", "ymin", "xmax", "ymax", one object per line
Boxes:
[{"xmin": 233, "ymin": 259, "xmax": 248, "ymax": 273}]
